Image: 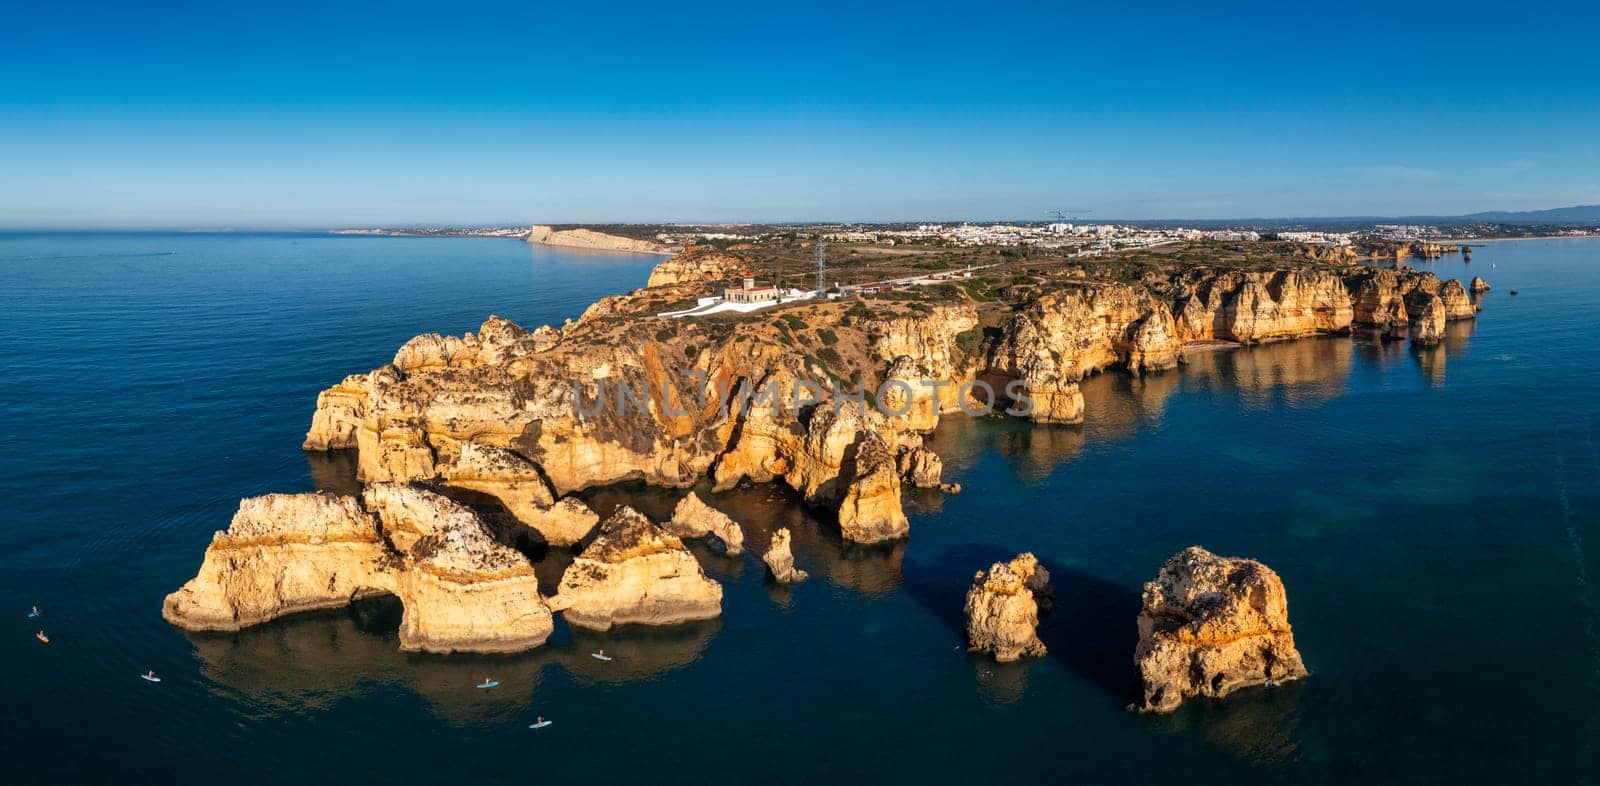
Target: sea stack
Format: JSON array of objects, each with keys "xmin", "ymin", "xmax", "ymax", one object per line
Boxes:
[
  {"xmin": 162, "ymin": 485, "xmax": 554, "ymax": 654},
  {"xmin": 963, "ymin": 553, "xmax": 1052, "ymax": 662},
  {"xmin": 550, "ymin": 506, "xmax": 723, "ymax": 630},
  {"xmin": 1135, "ymin": 546, "xmax": 1307, "ymax": 713},
  {"xmin": 1470, "ymin": 276, "xmax": 1491, "ymax": 293},
  {"xmin": 663, "ymin": 492, "xmax": 745, "ymax": 556},
  {"xmin": 762, "ymin": 528, "xmax": 809, "ymax": 584}
]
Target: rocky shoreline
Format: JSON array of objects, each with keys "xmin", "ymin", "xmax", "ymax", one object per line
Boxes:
[{"xmin": 165, "ymin": 246, "xmax": 1485, "ymax": 710}]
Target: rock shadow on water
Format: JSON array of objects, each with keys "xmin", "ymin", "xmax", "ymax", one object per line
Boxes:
[
  {"xmin": 552, "ymin": 617, "xmax": 722, "ymax": 685},
  {"xmin": 1182, "ymin": 336, "xmax": 1353, "ymax": 410},
  {"xmin": 581, "ymin": 479, "xmax": 902, "ymax": 592},
  {"xmin": 1140, "ymin": 673, "xmax": 1308, "ymax": 767},
  {"xmin": 186, "ymin": 595, "xmax": 542, "ymax": 726},
  {"xmin": 185, "ymin": 595, "xmax": 720, "ymax": 726},
  {"xmin": 903, "ymin": 544, "xmax": 1142, "ymax": 705},
  {"xmin": 304, "ymin": 449, "xmax": 363, "ymax": 497},
  {"xmin": 1410, "ymin": 318, "xmax": 1475, "ymax": 388}
]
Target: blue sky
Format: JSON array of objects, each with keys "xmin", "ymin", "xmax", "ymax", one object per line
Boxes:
[{"xmin": 2, "ymin": 0, "xmax": 1597, "ymax": 227}]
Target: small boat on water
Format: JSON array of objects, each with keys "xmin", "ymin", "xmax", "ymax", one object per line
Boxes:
[{"xmin": 35, "ymin": 631, "xmax": 49, "ymax": 643}]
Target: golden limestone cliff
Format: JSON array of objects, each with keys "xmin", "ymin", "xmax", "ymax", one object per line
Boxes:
[
  {"xmin": 645, "ymin": 245, "xmax": 749, "ymax": 287},
  {"xmin": 1135, "ymin": 546, "xmax": 1307, "ymax": 713},
  {"xmin": 163, "ymin": 485, "xmax": 553, "ymax": 654},
  {"xmin": 1341, "ymin": 268, "xmax": 1477, "ymax": 346},
  {"xmin": 964, "ymin": 552, "xmax": 1053, "ymax": 662},
  {"xmin": 548, "ymin": 506, "xmax": 723, "ymax": 630}
]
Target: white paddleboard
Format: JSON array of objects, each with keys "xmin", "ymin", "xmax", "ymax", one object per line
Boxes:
[
  {"xmin": 529, "ymin": 721, "xmax": 553, "ymax": 729},
  {"xmin": 590, "ymin": 653, "xmax": 612, "ymax": 662},
  {"xmin": 142, "ymin": 674, "xmax": 162, "ymax": 683},
  {"xmin": 476, "ymin": 681, "xmax": 500, "ymax": 689}
]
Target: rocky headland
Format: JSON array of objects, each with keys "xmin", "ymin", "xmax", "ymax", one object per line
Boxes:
[
  {"xmin": 295, "ymin": 251, "xmax": 1484, "ymax": 548},
  {"xmin": 169, "ymin": 241, "xmax": 1483, "ymax": 689},
  {"xmin": 527, "ymin": 224, "xmax": 670, "ymax": 254}
]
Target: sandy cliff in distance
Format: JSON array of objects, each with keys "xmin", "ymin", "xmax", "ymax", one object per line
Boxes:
[{"xmin": 527, "ymin": 225, "xmax": 670, "ymax": 254}]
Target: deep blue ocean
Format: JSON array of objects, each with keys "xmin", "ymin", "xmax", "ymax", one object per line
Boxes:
[{"xmin": 0, "ymin": 233, "xmax": 1596, "ymax": 785}]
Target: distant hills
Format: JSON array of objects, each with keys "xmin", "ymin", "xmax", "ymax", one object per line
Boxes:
[
  {"xmin": 1117, "ymin": 203, "xmax": 1600, "ymax": 229},
  {"xmin": 1460, "ymin": 204, "xmax": 1600, "ymax": 223}
]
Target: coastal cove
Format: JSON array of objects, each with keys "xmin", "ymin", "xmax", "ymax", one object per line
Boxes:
[{"xmin": 1, "ymin": 234, "xmax": 1597, "ymax": 784}]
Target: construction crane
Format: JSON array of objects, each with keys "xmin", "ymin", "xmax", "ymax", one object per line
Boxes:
[{"xmin": 1048, "ymin": 208, "xmax": 1093, "ymax": 225}]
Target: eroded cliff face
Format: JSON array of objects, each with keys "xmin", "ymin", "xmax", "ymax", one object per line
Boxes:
[
  {"xmin": 1135, "ymin": 546, "xmax": 1307, "ymax": 713},
  {"xmin": 964, "ymin": 552, "xmax": 1052, "ymax": 662},
  {"xmin": 987, "ymin": 285, "xmax": 1176, "ymax": 424},
  {"xmin": 162, "ymin": 485, "xmax": 553, "ymax": 654},
  {"xmin": 549, "ymin": 506, "xmax": 723, "ymax": 630},
  {"xmin": 645, "ymin": 245, "xmax": 748, "ymax": 287},
  {"xmin": 1341, "ymin": 268, "xmax": 1478, "ymax": 344}
]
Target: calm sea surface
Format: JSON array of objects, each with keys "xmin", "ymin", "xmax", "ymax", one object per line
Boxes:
[{"xmin": 0, "ymin": 233, "xmax": 1596, "ymax": 785}]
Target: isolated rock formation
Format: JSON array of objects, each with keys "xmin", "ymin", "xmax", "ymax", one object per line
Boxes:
[
  {"xmin": 162, "ymin": 485, "xmax": 553, "ymax": 654},
  {"xmin": 663, "ymin": 491, "xmax": 745, "ymax": 555},
  {"xmin": 1470, "ymin": 276, "xmax": 1491, "ymax": 293},
  {"xmin": 898, "ymin": 446, "xmax": 943, "ymax": 488},
  {"xmin": 964, "ymin": 553, "xmax": 1052, "ymax": 662},
  {"xmin": 1404, "ymin": 289, "xmax": 1447, "ymax": 346},
  {"xmin": 1135, "ymin": 546, "xmax": 1307, "ymax": 713},
  {"xmin": 549, "ymin": 506, "xmax": 722, "ymax": 630},
  {"xmin": 762, "ymin": 528, "xmax": 809, "ymax": 583}
]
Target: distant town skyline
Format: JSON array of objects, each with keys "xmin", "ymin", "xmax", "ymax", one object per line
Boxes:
[{"xmin": 3, "ymin": 0, "xmax": 1598, "ymax": 228}]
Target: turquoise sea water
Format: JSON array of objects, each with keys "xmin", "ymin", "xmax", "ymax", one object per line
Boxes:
[{"xmin": 0, "ymin": 233, "xmax": 1596, "ymax": 785}]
